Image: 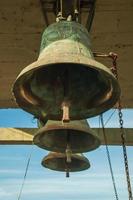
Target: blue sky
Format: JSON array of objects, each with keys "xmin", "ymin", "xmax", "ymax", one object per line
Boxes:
[{"xmin": 0, "ymin": 109, "xmax": 133, "ymax": 200}]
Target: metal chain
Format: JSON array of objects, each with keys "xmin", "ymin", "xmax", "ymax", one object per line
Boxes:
[
  {"xmin": 118, "ymin": 105, "xmax": 133, "ymax": 200},
  {"xmin": 110, "ymin": 52, "xmax": 133, "ymax": 200},
  {"xmin": 100, "ymin": 115, "xmax": 119, "ymax": 200},
  {"xmin": 94, "ymin": 51, "xmax": 133, "ymax": 199}
]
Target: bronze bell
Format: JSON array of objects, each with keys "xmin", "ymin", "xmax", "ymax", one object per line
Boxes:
[
  {"xmin": 33, "ymin": 119, "xmax": 101, "ymax": 153},
  {"xmin": 13, "ymin": 21, "xmax": 120, "ymax": 121},
  {"xmin": 42, "ymin": 152, "xmax": 90, "ymax": 177}
]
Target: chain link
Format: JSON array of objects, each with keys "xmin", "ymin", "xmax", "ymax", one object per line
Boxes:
[
  {"xmin": 118, "ymin": 103, "xmax": 133, "ymax": 200},
  {"xmin": 94, "ymin": 51, "xmax": 133, "ymax": 199},
  {"xmin": 93, "ymin": 52, "xmax": 133, "ymax": 200},
  {"xmin": 110, "ymin": 53, "xmax": 133, "ymax": 200}
]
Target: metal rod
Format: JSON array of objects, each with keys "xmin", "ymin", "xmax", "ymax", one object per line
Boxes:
[
  {"xmin": 57, "ymin": 0, "xmax": 80, "ymax": 21},
  {"xmin": 66, "ymin": 133, "xmax": 72, "ymax": 163},
  {"xmin": 93, "ymin": 52, "xmax": 110, "ymax": 58},
  {"xmin": 93, "ymin": 52, "xmax": 117, "ymax": 59},
  {"xmin": 40, "ymin": 0, "xmax": 49, "ymax": 26},
  {"xmin": 65, "ymin": 158, "xmax": 70, "ymax": 178},
  {"xmin": 86, "ymin": 0, "xmax": 97, "ymax": 32},
  {"xmin": 61, "ymin": 68, "xmax": 70, "ymax": 122},
  {"xmin": 66, "ymin": 168, "xmax": 70, "ymax": 178}
]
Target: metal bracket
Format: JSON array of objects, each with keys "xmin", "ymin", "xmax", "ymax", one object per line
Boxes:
[
  {"xmin": 59, "ymin": 0, "xmax": 80, "ymax": 21},
  {"xmin": 40, "ymin": 0, "xmax": 97, "ymax": 30}
]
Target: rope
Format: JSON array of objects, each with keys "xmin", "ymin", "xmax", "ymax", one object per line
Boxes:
[{"xmin": 100, "ymin": 114, "xmax": 119, "ymax": 200}]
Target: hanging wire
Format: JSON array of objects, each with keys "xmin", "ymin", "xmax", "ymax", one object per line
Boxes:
[
  {"xmin": 104, "ymin": 109, "xmax": 117, "ymax": 127},
  {"xmin": 97, "ymin": 109, "xmax": 116, "ymax": 136},
  {"xmin": 100, "ymin": 114, "xmax": 119, "ymax": 200},
  {"xmin": 17, "ymin": 145, "xmax": 34, "ymax": 200}
]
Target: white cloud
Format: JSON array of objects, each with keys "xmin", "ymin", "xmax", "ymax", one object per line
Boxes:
[
  {"xmin": 0, "ymin": 172, "xmax": 128, "ymax": 198},
  {"xmin": 0, "ymin": 188, "xmax": 14, "ymax": 197},
  {"xmin": 0, "ymin": 170, "xmax": 129, "ymax": 200},
  {"xmin": 0, "ymin": 156, "xmax": 25, "ymax": 161},
  {"xmin": 0, "ymin": 169, "xmax": 23, "ymax": 174}
]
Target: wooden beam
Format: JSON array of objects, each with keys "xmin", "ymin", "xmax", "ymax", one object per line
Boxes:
[
  {"xmin": 0, "ymin": 128, "xmax": 132, "ymax": 146},
  {"xmin": 60, "ymin": 0, "xmax": 77, "ymax": 18},
  {"xmin": 0, "ymin": 128, "xmax": 36, "ymax": 144}
]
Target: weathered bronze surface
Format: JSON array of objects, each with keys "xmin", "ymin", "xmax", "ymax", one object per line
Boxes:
[
  {"xmin": 33, "ymin": 119, "xmax": 101, "ymax": 153},
  {"xmin": 42, "ymin": 152, "xmax": 90, "ymax": 172},
  {"xmin": 13, "ymin": 21, "xmax": 120, "ymax": 120}
]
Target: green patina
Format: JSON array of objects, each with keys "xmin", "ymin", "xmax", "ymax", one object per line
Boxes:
[{"xmin": 40, "ymin": 21, "xmax": 91, "ymax": 53}]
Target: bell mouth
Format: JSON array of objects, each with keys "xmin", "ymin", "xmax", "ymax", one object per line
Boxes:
[
  {"xmin": 42, "ymin": 152, "xmax": 90, "ymax": 172},
  {"xmin": 33, "ymin": 125, "xmax": 101, "ymax": 153},
  {"xmin": 13, "ymin": 56, "xmax": 120, "ymax": 120}
]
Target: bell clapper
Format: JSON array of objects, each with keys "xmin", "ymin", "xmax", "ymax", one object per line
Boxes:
[
  {"xmin": 62, "ymin": 101, "xmax": 70, "ymax": 122},
  {"xmin": 65, "ymin": 145, "xmax": 71, "ymax": 178},
  {"xmin": 66, "ymin": 133, "xmax": 72, "ymax": 163},
  {"xmin": 66, "ymin": 168, "xmax": 70, "ymax": 178},
  {"xmin": 66, "ymin": 144, "xmax": 72, "ymax": 163},
  {"xmin": 61, "ymin": 67, "xmax": 70, "ymax": 123}
]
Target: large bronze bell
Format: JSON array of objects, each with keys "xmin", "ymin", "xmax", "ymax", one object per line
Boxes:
[
  {"xmin": 42, "ymin": 152, "xmax": 90, "ymax": 176},
  {"xmin": 13, "ymin": 21, "xmax": 120, "ymax": 121},
  {"xmin": 33, "ymin": 119, "xmax": 101, "ymax": 153}
]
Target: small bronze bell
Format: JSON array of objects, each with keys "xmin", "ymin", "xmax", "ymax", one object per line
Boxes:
[
  {"xmin": 33, "ymin": 119, "xmax": 101, "ymax": 153},
  {"xmin": 13, "ymin": 21, "xmax": 120, "ymax": 122},
  {"xmin": 42, "ymin": 152, "xmax": 90, "ymax": 177}
]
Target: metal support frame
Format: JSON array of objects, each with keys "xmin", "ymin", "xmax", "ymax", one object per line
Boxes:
[
  {"xmin": 39, "ymin": 0, "xmax": 96, "ymax": 29},
  {"xmin": 58, "ymin": 0, "xmax": 80, "ymax": 21},
  {"xmin": 40, "ymin": 0, "xmax": 49, "ymax": 26},
  {"xmin": 85, "ymin": 0, "xmax": 97, "ymax": 32}
]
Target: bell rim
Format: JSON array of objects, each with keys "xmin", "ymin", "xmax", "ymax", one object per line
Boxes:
[
  {"xmin": 41, "ymin": 153, "xmax": 90, "ymax": 172},
  {"xmin": 13, "ymin": 53, "xmax": 121, "ymax": 120},
  {"xmin": 14, "ymin": 53, "xmax": 118, "ymax": 81},
  {"xmin": 33, "ymin": 124, "xmax": 101, "ymax": 153}
]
